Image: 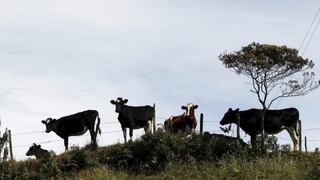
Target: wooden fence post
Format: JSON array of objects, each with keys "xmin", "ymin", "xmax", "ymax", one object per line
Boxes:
[
  {"xmin": 200, "ymin": 113, "xmax": 203, "ymax": 135},
  {"xmin": 305, "ymin": 136, "xmax": 307, "ymax": 152},
  {"xmin": 8, "ymin": 130, "xmax": 13, "ymax": 160},
  {"xmin": 299, "ymin": 120, "xmax": 302, "ymax": 151},
  {"xmin": 153, "ymin": 103, "xmax": 156, "ymax": 134}
]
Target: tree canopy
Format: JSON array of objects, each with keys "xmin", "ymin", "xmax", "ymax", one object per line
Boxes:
[{"xmin": 219, "ymin": 42, "xmax": 319, "ymax": 109}]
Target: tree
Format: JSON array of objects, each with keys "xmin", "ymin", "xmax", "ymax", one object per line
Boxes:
[
  {"xmin": 219, "ymin": 42, "xmax": 319, "ymax": 109},
  {"xmin": 219, "ymin": 42, "xmax": 320, "ymax": 151}
]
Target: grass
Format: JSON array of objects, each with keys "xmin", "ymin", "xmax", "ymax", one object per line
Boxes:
[{"xmin": 0, "ymin": 131, "xmax": 320, "ymax": 179}]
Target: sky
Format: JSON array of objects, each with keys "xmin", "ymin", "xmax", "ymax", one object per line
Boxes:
[{"xmin": 0, "ymin": 0, "xmax": 320, "ymax": 160}]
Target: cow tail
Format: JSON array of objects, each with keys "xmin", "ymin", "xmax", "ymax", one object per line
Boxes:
[
  {"xmin": 296, "ymin": 119, "xmax": 301, "ymax": 138},
  {"xmin": 96, "ymin": 115, "xmax": 101, "ymax": 136}
]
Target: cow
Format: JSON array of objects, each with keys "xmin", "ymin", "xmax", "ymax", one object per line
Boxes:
[
  {"xmin": 41, "ymin": 110, "xmax": 101, "ymax": 151},
  {"xmin": 26, "ymin": 143, "xmax": 51, "ymax": 159},
  {"xmin": 220, "ymin": 108, "xmax": 300, "ymax": 151},
  {"xmin": 110, "ymin": 97, "xmax": 155, "ymax": 143},
  {"xmin": 202, "ymin": 132, "xmax": 248, "ymax": 147},
  {"xmin": 164, "ymin": 103, "xmax": 198, "ymax": 133}
]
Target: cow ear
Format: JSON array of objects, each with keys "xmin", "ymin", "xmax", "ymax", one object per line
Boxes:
[
  {"xmin": 110, "ymin": 100, "xmax": 116, "ymax": 104},
  {"xmin": 41, "ymin": 120, "xmax": 46, "ymax": 124},
  {"xmin": 228, "ymin": 108, "xmax": 233, "ymax": 112},
  {"xmin": 194, "ymin": 105, "xmax": 198, "ymax": 109},
  {"xmin": 181, "ymin": 106, "xmax": 186, "ymax": 110},
  {"xmin": 235, "ymin": 108, "xmax": 239, "ymax": 112},
  {"xmin": 123, "ymin": 99, "xmax": 128, "ymax": 103}
]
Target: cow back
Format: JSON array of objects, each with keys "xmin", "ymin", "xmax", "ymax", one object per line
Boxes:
[
  {"xmin": 119, "ymin": 105, "xmax": 155, "ymax": 128},
  {"xmin": 239, "ymin": 108, "xmax": 299, "ymax": 135},
  {"xmin": 54, "ymin": 110, "xmax": 98, "ymax": 137}
]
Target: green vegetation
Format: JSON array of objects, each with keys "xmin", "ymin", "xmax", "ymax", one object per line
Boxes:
[{"xmin": 0, "ymin": 131, "xmax": 319, "ymax": 179}]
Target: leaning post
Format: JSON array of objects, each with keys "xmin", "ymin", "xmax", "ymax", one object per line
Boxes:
[
  {"xmin": 200, "ymin": 113, "xmax": 203, "ymax": 135},
  {"xmin": 153, "ymin": 103, "xmax": 156, "ymax": 134},
  {"xmin": 8, "ymin": 129, "xmax": 13, "ymax": 160},
  {"xmin": 305, "ymin": 136, "xmax": 307, "ymax": 152}
]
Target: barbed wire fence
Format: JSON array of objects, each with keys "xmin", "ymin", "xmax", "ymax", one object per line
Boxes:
[{"xmin": 8, "ymin": 114, "xmax": 320, "ymax": 155}]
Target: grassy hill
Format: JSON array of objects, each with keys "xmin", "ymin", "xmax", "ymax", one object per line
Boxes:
[{"xmin": 1, "ymin": 131, "xmax": 320, "ymax": 179}]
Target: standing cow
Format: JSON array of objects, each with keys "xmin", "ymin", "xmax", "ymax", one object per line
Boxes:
[
  {"xmin": 26, "ymin": 143, "xmax": 51, "ymax": 159},
  {"xmin": 41, "ymin": 110, "xmax": 101, "ymax": 151},
  {"xmin": 110, "ymin": 97, "xmax": 155, "ymax": 143},
  {"xmin": 164, "ymin": 103, "xmax": 198, "ymax": 133},
  {"xmin": 220, "ymin": 108, "xmax": 300, "ymax": 150}
]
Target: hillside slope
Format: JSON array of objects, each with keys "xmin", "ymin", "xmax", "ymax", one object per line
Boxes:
[{"xmin": 0, "ymin": 131, "xmax": 319, "ymax": 179}]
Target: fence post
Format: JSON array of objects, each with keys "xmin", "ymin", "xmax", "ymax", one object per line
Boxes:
[
  {"xmin": 153, "ymin": 103, "xmax": 156, "ymax": 134},
  {"xmin": 299, "ymin": 120, "xmax": 302, "ymax": 151},
  {"xmin": 8, "ymin": 130, "xmax": 13, "ymax": 160},
  {"xmin": 236, "ymin": 113, "xmax": 240, "ymax": 140},
  {"xmin": 305, "ymin": 136, "xmax": 307, "ymax": 152},
  {"xmin": 200, "ymin": 113, "xmax": 203, "ymax": 135}
]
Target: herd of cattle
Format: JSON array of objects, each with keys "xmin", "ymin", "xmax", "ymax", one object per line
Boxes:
[{"xmin": 25, "ymin": 97, "xmax": 301, "ymax": 159}]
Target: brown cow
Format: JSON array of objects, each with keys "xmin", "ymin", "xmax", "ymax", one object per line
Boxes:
[{"xmin": 164, "ymin": 103, "xmax": 198, "ymax": 133}]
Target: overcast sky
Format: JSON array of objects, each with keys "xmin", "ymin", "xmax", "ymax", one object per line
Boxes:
[{"xmin": 1, "ymin": 0, "xmax": 320, "ymax": 160}]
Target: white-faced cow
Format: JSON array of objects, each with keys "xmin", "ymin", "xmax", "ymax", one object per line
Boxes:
[
  {"xmin": 110, "ymin": 97, "xmax": 155, "ymax": 143},
  {"xmin": 41, "ymin": 110, "xmax": 101, "ymax": 151},
  {"xmin": 164, "ymin": 103, "xmax": 198, "ymax": 133},
  {"xmin": 220, "ymin": 108, "xmax": 300, "ymax": 150},
  {"xmin": 26, "ymin": 143, "xmax": 51, "ymax": 159}
]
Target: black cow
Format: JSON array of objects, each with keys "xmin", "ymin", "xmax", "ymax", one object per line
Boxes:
[
  {"xmin": 41, "ymin": 110, "xmax": 101, "ymax": 150},
  {"xmin": 220, "ymin": 108, "xmax": 300, "ymax": 150},
  {"xmin": 26, "ymin": 143, "xmax": 51, "ymax": 159},
  {"xmin": 110, "ymin": 97, "xmax": 155, "ymax": 143}
]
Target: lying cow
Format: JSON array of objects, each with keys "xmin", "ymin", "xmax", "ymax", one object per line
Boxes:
[
  {"xmin": 110, "ymin": 97, "xmax": 155, "ymax": 143},
  {"xmin": 42, "ymin": 110, "xmax": 101, "ymax": 151},
  {"xmin": 220, "ymin": 108, "xmax": 300, "ymax": 150},
  {"xmin": 164, "ymin": 103, "xmax": 198, "ymax": 133},
  {"xmin": 26, "ymin": 143, "xmax": 51, "ymax": 159}
]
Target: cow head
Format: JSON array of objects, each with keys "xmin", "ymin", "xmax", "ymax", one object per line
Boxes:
[
  {"xmin": 220, "ymin": 108, "xmax": 239, "ymax": 125},
  {"xmin": 181, "ymin": 103, "xmax": 198, "ymax": 116},
  {"xmin": 41, "ymin": 118, "xmax": 57, "ymax": 133},
  {"xmin": 110, "ymin": 97, "xmax": 128, "ymax": 113},
  {"xmin": 26, "ymin": 143, "xmax": 41, "ymax": 156}
]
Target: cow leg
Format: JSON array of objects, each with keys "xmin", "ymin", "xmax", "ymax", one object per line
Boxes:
[
  {"xmin": 122, "ymin": 127, "xmax": 127, "ymax": 143},
  {"xmin": 144, "ymin": 120, "xmax": 152, "ymax": 134},
  {"xmin": 64, "ymin": 137, "xmax": 69, "ymax": 151},
  {"xmin": 89, "ymin": 129, "xmax": 97, "ymax": 147},
  {"xmin": 186, "ymin": 125, "xmax": 191, "ymax": 134},
  {"xmin": 286, "ymin": 127, "xmax": 299, "ymax": 151},
  {"xmin": 250, "ymin": 134, "xmax": 257, "ymax": 150},
  {"xmin": 129, "ymin": 128, "xmax": 133, "ymax": 142}
]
